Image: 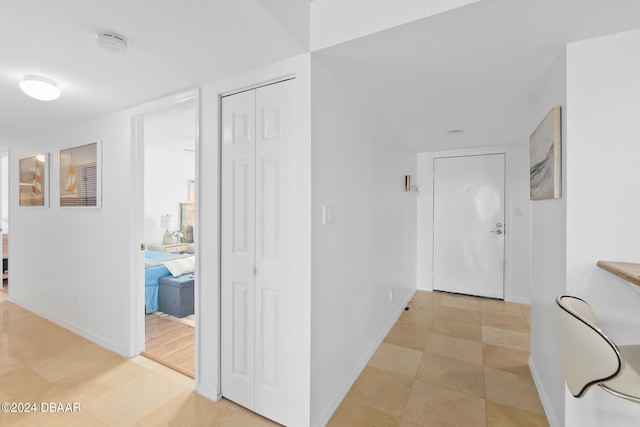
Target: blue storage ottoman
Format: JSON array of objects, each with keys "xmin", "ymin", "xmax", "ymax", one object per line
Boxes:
[{"xmin": 158, "ymin": 273, "xmax": 194, "ymax": 318}]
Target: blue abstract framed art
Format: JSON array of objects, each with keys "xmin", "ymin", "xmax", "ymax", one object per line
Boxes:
[{"xmin": 530, "ymin": 106, "xmax": 562, "ymax": 200}]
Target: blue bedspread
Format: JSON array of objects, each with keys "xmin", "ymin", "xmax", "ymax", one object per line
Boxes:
[{"xmin": 145, "ymin": 251, "xmax": 175, "ymax": 313}]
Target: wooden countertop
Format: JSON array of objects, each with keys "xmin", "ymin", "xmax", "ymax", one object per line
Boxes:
[{"xmin": 597, "ymin": 261, "xmax": 640, "ymax": 287}]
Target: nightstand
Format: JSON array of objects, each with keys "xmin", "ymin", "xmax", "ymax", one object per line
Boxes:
[{"xmin": 147, "ymin": 243, "xmax": 189, "ymax": 254}]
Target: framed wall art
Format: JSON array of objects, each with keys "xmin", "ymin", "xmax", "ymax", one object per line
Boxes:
[
  {"xmin": 19, "ymin": 153, "xmax": 48, "ymax": 207},
  {"xmin": 180, "ymin": 202, "xmax": 194, "ymax": 243},
  {"xmin": 60, "ymin": 141, "xmax": 102, "ymax": 207},
  {"xmin": 187, "ymin": 179, "xmax": 195, "ymax": 202},
  {"xmin": 530, "ymin": 106, "xmax": 562, "ymax": 200}
]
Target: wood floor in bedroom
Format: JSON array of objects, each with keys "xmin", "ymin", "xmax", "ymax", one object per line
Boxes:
[{"xmin": 142, "ymin": 313, "xmax": 194, "ymax": 378}]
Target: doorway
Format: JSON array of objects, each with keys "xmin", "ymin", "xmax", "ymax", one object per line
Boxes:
[
  {"xmin": 133, "ymin": 90, "xmax": 198, "ymax": 378},
  {"xmin": 432, "ymin": 154, "xmax": 506, "ymax": 299},
  {"xmin": 0, "ymin": 151, "xmax": 7, "ymax": 294}
]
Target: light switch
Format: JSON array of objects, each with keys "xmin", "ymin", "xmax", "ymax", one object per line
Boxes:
[
  {"xmin": 515, "ymin": 205, "xmax": 524, "ymax": 216},
  {"xmin": 323, "ymin": 204, "xmax": 335, "ymax": 225}
]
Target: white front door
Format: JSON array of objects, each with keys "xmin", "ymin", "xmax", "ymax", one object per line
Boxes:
[
  {"xmin": 432, "ymin": 154, "xmax": 505, "ymax": 299},
  {"xmin": 221, "ymin": 79, "xmax": 297, "ymax": 425}
]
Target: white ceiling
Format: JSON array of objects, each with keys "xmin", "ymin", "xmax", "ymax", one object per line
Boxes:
[
  {"xmin": 2, "ymin": 0, "xmax": 640, "ymax": 152},
  {"xmin": 0, "ymin": 0, "xmax": 308, "ymax": 145},
  {"xmin": 314, "ymin": 0, "xmax": 640, "ymax": 152}
]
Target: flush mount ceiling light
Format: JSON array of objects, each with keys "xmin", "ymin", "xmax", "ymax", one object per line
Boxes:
[
  {"xmin": 96, "ymin": 32, "xmax": 128, "ymax": 54},
  {"xmin": 19, "ymin": 75, "xmax": 61, "ymax": 101}
]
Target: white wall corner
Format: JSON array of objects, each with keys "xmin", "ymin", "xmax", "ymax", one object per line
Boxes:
[
  {"xmin": 506, "ymin": 296, "xmax": 530, "ymax": 305},
  {"xmin": 195, "ymin": 382, "xmax": 221, "ymax": 403},
  {"xmin": 563, "ymin": 27, "xmax": 640, "ymax": 427},
  {"xmin": 529, "ymin": 355, "xmax": 563, "ymax": 427},
  {"xmin": 312, "ymin": 289, "xmax": 415, "ymax": 427},
  {"xmin": 8, "ymin": 295, "xmax": 132, "ymax": 357}
]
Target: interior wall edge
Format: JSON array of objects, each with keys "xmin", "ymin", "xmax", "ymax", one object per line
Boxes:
[
  {"xmin": 312, "ymin": 287, "xmax": 416, "ymax": 427},
  {"xmin": 529, "ymin": 354, "xmax": 562, "ymax": 427},
  {"xmin": 7, "ymin": 295, "xmax": 130, "ymax": 357}
]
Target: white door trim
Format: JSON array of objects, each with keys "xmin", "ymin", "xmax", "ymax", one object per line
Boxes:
[
  {"xmin": 0, "ymin": 146, "xmax": 9, "ymax": 281},
  {"xmin": 198, "ymin": 54, "xmax": 312, "ymax": 419},
  {"xmin": 220, "ymin": 79, "xmax": 299, "ymax": 425},
  {"xmin": 432, "ymin": 153, "xmax": 506, "ymax": 298},
  {"xmin": 417, "ymin": 145, "xmax": 517, "ymax": 300},
  {"xmin": 219, "ymin": 75, "xmax": 296, "ymax": 99},
  {"xmin": 130, "ymin": 89, "xmax": 200, "ymax": 378}
]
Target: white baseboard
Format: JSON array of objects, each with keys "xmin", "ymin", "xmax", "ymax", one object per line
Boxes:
[
  {"xmin": 529, "ymin": 355, "xmax": 562, "ymax": 427},
  {"xmin": 506, "ymin": 295, "xmax": 530, "ymax": 305},
  {"xmin": 8, "ymin": 295, "xmax": 129, "ymax": 356},
  {"xmin": 313, "ymin": 289, "xmax": 416, "ymax": 427}
]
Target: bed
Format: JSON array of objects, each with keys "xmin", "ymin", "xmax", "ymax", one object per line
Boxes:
[{"xmin": 145, "ymin": 250, "xmax": 194, "ymax": 314}]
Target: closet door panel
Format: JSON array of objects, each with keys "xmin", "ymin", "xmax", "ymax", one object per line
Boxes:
[
  {"xmin": 221, "ymin": 90, "xmax": 256, "ymax": 410},
  {"xmin": 260, "ymin": 157, "xmax": 280, "ymax": 258},
  {"xmin": 231, "ymin": 282, "xmax": 250, "ymax": 377},
  {"xmin": 232, "ymin": 159, "xmax": 250, "ymax": 254},
  {"xmin": 254, "ymin": 80, "xmax": 296, "ymax": 423}
]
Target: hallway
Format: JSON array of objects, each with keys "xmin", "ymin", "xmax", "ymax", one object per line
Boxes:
[
  {"xmin": 329, "ymin": 291, "xmax": 548, "ymax": 426},
  {"xmin": 0, "ymin": 290, "xmax": 546, "ymax": 426}
]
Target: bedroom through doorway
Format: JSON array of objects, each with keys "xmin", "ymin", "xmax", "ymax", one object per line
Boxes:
[{"xmin": 137, "ymin": 96, "xmax": 197, "ymax": 378}]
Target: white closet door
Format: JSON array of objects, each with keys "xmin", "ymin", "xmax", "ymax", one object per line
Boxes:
[
  {"xmin": 253, "ymin": 81, "xmax": 296, "ymax": 423},
  {"xmin": 221, "ymin": 90, "xmax": 256, "ymax": 410},
  {"xmin": 221, "ymin": 79, "xmax": 297, "ymax": 425}
]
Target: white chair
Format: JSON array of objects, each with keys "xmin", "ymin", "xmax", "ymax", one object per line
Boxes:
[{"xmin": 555, "ymin": 295, "xmax": 640, "ymax": 402}]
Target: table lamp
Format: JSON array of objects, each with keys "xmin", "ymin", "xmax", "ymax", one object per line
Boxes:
[{"xmin": 160, "ymin": 214, "xmax": 173, "ymax": 245}]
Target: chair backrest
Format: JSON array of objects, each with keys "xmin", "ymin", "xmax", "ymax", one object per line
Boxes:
[{"xmin": 555, "ymin": 295, "xmax": 622, "ymax": 397}]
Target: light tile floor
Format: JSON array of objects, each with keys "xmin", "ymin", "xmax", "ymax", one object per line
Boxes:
[
  {"xmin": 328, "ymin": 291, "xmax": 549, "ymax": 427},
  {"xmin": 0, "ymin": 291, "xmax": 275, "ymax": 427},
  {"xmin": 0, "ymin": 290, "xmax": 548, "ymax": 426}
]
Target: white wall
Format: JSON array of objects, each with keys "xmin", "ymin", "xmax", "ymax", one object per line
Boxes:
[
  {"xmin": 528, "ymin": 50, "xmax": 567, "ymax": 427},
  {"xmin": 310, "ymin": 55, "xmax": 417, "ymax": 426},
  {"xmin": 199, "ymin": 54, "xmax": 312, "ymax": 423},
  {"xmin": 144, "ymin": 146, "xmax": 194, "ymax": 244},
  {"xmin": 9, "ymin": 111, "xmax": 136, "ymax": 356},
  {"xmin": 564, "ymin": 28, "xmax": 640, "ymax": 427},
  {"xmin": 417, "ymin": 145, "xmax": 531, "ymax": 303},
  {"xmin": 8, "ymin": 54, "xmax": 312, "ymax": 424}
]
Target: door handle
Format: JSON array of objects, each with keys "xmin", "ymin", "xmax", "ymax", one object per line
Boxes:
[{"xmin": 490, "ymin": 229, "xmax": 503, "ymax": 235}]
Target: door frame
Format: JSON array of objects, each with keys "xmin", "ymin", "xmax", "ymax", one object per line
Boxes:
[
  {"xmin": 218, "ymin": 77, "xmax": 293, "ymax": 407},
  {"xmin": 216, "ymin": 73, "xmax": 310, "ymax": 424},
  {"xmin": 0, "ymin": 146, "xmax": 9, "ymax": 289},
  {"xmin": 130, "ymin": 89, "xmax": 200, "ymax": 374},
  {"xmin": 417, "ymin": 145, "xmax": 530, "ymax": 303}
]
